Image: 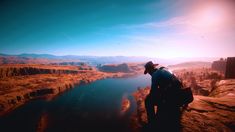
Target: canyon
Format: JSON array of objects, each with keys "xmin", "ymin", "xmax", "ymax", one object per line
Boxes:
[{"xmin": 0, "ymin": 63, "xmax": 143, "ymax": 116}]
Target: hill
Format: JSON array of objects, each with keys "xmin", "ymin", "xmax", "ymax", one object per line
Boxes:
[
  {"xmin": 98, "ymin": 63, "xmax": 131, "ymax": 73},
  {"xmin": 167, "ymin": 61, "xmax": 212, "ymax": 70}
]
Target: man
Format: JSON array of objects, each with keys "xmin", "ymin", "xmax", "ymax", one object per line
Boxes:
[{"xmin": 144, "ymin": 61, "xmax": 181, "ymax": 131}]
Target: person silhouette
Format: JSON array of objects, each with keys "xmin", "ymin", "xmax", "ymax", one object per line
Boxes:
[{"xmin": 144, "ymin": 61, "xmax": 182, "ymax": 132}]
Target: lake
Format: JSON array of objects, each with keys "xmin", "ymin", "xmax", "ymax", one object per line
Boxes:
[{"xmin": 0, "ymin": 75, "xmax": 150, "ymax": 132}]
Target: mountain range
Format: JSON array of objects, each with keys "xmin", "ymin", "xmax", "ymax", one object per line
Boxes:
[{"xmin": 0, "ymin": 53, "xmax": 219, "ymax": 66}]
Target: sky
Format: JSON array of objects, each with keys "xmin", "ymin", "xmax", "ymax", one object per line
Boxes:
[{"xmin": 0, "ymin": 0, "xmax": 235, "ymax": 58}]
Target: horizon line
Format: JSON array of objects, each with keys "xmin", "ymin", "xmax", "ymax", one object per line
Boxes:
[{"xmin": 0, "ymin": 52, "xmax": 227, "ymax": 59}]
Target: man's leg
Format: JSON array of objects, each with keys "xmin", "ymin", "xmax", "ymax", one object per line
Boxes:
[
  {"xmin": 168, "ymin": 107, "xmax": 182, "ymax": 132},
  {"xmin": 145, "ymin": 94, "xmax": 156, "ymax": 124}
]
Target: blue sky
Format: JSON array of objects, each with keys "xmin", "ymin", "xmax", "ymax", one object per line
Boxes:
[{"xmin": 1, "ymin": 0, "xmax": 235, "ymax": 58}]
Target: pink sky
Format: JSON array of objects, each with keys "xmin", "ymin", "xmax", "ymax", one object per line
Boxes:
[{"xmin": 119, "ymin": 0, "xmax": 235, "ymax": 58}]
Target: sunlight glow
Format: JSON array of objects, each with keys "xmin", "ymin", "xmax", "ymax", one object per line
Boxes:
[{"xmin": 189, "ymin": 2, "xmax": 231, "ymax": 32}]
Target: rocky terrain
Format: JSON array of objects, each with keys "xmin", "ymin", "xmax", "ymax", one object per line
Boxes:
[
  {"xmin": 173, "ymin": 68, "xmax": 224, "ymax": 96},
  {"xmin": 211, "ymin": 58, "xmax": 227, "ymax": 73},
  {"xmin": 130, "ymin": 68, "xmax": 235, "ymax": 132},
  {"xmin": 0, "ymin": 64, "xmax": 88, "ymax": 78},
  {"xmin": 0, "ymin": 64, "xmax": 141, "ymax": 116}
]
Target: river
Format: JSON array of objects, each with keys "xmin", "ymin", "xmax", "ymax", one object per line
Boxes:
[{"xmin": 0, "ymin": 75, "xmax": 150, "ymax": 132}]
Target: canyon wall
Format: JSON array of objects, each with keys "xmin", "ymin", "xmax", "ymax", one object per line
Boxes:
[
  {"xmin": 98, "ymin": 63, "xmax": 131, "ymax": 73},
  {"xmin": 225, "ymin": 57, "xmax": 235, "ymax": 79},
  {"xmin": 0, "ymin": 67, "xmax": 79, "ymax": 78},
  {"xmin": 211, "ymin": 58, "xmax": 226, "ymax": 73}
]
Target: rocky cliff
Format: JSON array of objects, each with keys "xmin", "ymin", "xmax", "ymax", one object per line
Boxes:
[
  {"xmin": 0, "ymin": 64, "xmax": 140, "ymax": 116},
  {"xmin": 131, "ymin": 79, "xmax": 235, "ymax": 132},
  {"xmin": 225, "ymin": 57, "xmax": 235, "ymax": 79},
  {"xmin": 98, "ymin": 63, "xmax": 131, "ymax": 73},
  {"xmin": 0, "ymin": 64, "xmax": 91, "ymax": 78},
  {"xmin": 0, "ymin": 65, "xmax": 90, "ymax": 115},
  {"xmin": 0, "ymin": 71, "xmax": 110, "ymax": 116},
  {"xmin": 0, "ymin": 67, "xmax": 79, "ymax": 78},
  {"xmin": 211, "ymin": 58, "xmax": 226, "ymax": 73}
]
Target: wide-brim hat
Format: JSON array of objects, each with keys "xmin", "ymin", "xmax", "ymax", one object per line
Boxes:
[{"xmin": 144, "ymin": 61, "xmax": 159, "ymax": 74}]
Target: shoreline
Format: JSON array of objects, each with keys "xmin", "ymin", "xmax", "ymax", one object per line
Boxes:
[{"xmin": 0, "ymin": 71, "xmax": 142, "ymax": 117}]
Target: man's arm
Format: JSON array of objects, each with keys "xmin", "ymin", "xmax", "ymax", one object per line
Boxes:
[{"xmin": 150, "ymin": 72, "xmax": 159, "ymax": 96}]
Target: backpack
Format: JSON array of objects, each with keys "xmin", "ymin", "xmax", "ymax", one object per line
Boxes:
[
  {"xmin": 177, "ymin": 87, "xmax": 194, "ymax": 107},
  {"xmin": 159, "ymin": 67, "xmax": 194, "ymax": 107},
  {"xmin": 171, "ymin": 73, "xmax": 194, "ymax": 107}
]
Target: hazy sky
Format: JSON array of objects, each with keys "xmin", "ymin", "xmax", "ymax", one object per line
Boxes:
[{"xmin": 1, "ymin": 0, "xmax": 235, "ymax": 58}]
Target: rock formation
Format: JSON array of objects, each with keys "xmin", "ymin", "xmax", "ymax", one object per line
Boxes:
[
  {"xmin": 0, "ymin": 66, "xmax": 79, "ymax": 78},
  {"xmin": 131, "ymin": 81, "xmax": 235, "ymax": 132},
  {"xmin": 0, "ymin": 64, "xmax": 141, "ymax": 116},
  {"xmin": 225, "ymin": 57, "xmax": 235, "ymax": 79},
  {"xmin": 98, "ymin": 63, "xmax": 131, "ymax": 73},
  {"xmin": 211, "ymin": 58, "xmax": 226, "ymax": 73},
  {"xmin": 130, "ymin": 68, "xmax": 235, "ymax": 132}
]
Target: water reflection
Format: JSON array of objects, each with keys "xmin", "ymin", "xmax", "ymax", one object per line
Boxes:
[{"xmin": 0, "ymin": 75, "xmax": 150, "ymax": 132}]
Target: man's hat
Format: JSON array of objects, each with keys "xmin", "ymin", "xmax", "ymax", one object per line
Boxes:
[{"xmin": 144, "ymin": 61, "xmax": 159, "ymax": 74}]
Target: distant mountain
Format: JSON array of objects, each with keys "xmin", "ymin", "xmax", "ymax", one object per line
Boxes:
[
  {"xmin": 167, "ymin": 61, "xmax": 212, "ymax": 69},
  {"xmin": 0, "ymin": 53, "xmax": 78, "ymax": 65},
  {"xmin": 0, "ymin": 53, "xmax": 219, "ymax": 66},
  {"xmin": 0, "ymin": 53, "xmax": 11, "ymax": 56},
  {"xmin": 0, "ymin": 53, "xmax": 164, "ymax": 65},
  {"xmin": 18, "ymin": 53, "xmax": 59, "ymax": 59}
]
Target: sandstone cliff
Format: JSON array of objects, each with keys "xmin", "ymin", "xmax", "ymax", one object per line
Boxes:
[
  {"xmin": 0, "ymin": 64, "xmax": 140, "ymax": 116},
  {"xmin": 98, "ymin": 63, "xmax": 132, "ymax": 73},
  {"xmin": 225, "ymin": 57, "xmax": 235, "ymax": 79},
  {"xmin": 131, "ymin": 79, "xmax": 235, "ymax": 132},
  {"xmin": 211, "ymin": 58, "xmax": 226, "ymax": 73},
  {"xmin": 130, "ymin": 68, "xmax": 234, "ymax": 131},
  {"xmin": 0, "ymin": 67, "xmax": 78, "ymax": 78},
  {"xmin": 97, "ymin": 63, "xmax": 144, "ymax": 75}
]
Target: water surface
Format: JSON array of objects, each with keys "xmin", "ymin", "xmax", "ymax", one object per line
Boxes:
[{"xmin": 0, "ymin": 75, "xmax": 150, "ymax": 132}]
